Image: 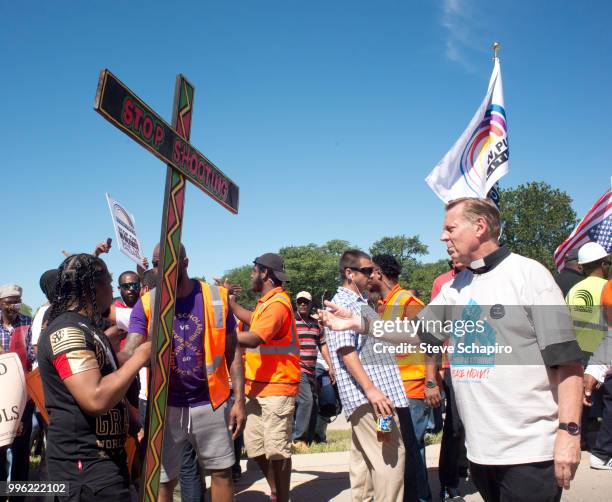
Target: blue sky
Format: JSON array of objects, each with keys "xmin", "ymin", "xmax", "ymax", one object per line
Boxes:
[{"xmin": 1, "ymin": 0, "xmax": 610, "ymax": 309}]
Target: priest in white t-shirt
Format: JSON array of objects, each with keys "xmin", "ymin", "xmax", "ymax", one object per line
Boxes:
[{"xmin": 319, "ymin": 197, "xmax": 584, "ymax": 502}]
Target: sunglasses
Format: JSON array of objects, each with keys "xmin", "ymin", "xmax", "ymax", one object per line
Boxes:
[
  {"xmin": 348, "ymin": 266, "xmax": 374, "ymax": 276},
  {"xmin": 120, "ymin": 282, "xmax": 141, "ymax": 290},
  {"xmin": 296, "ymin": 299, "xmax": 311, "ymax": 305}
]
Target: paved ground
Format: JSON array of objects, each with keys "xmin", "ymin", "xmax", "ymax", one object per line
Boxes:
[
  {"xmin": 225, "ymin": 445, "xmax": 611, "ymax": 501},
  {"xmin": 326, "ymin": 413, "xmax": 350, "ymax": 431}
]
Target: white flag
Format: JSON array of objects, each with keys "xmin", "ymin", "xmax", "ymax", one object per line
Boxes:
[
  {"xmin": 105, "ymin": 193, "xmax": 145, "ymax": 266},
  {"xmin": 426, "ymin": 59, "xmax": 509, "ymax": 203}
]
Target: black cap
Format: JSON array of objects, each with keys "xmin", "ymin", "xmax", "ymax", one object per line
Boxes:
[
  {"xmin": 564, "ymin": 248, "xmax": 580, "ymax": 262},
  {"xmin": 39, "ymin": 269, "xmax": 59, "ymax": 302},
  {"xmin": 254, "ymin": 253, "xmax": 289, "ymax": 282}
]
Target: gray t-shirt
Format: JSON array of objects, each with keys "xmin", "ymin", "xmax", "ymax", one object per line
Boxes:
[{"xmin": 419, "ymin": 250, "xmax": 582, "ymax": 465}]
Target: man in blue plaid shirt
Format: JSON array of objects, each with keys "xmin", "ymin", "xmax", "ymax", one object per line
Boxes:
[
  {"xmin": 0, "ymin": 283, "xmax": 35, "ymax": 491},
  {"xmin": 325, "ymin": 250, "xmax": 408, "ymax": 501}
]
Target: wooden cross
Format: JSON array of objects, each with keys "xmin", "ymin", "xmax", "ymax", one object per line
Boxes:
[{"xmin": 94, "ymin": 70, "xmax": 239, "ymax": 501}]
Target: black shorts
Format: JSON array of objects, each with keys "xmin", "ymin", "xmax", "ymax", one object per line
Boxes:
[
  {"xmin": 48, "ymin": 458, "xmax": 130, "ymax": 502},
  {"xmin": 56, "ymin": 481, "xmax": 131, "ymax": 502},
  {"xmin": 469, "ymin": 460, "xmax": 562, "ymax": 502}
]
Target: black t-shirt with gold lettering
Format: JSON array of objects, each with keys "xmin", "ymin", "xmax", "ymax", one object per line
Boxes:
[{"xmin": 38, "ymin": 311, "xmax": 129, "ymax": 489}]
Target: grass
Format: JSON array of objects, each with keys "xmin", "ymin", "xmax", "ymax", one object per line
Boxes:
[
  {"xmin": 294, "ymin": 429, "xmax": 352, "ymax": 454},
  {"xmin": 290, "ymin": 428, "xmax": 443, "ymax": 455},
  {"xmin": 425, "ymin": 431, "xmax": 443, "ymax": 446}
]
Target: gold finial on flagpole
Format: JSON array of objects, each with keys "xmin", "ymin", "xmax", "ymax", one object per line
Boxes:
[{"xmin": 492, "ymin": 41, "xmax": 501, "ymax": 60}]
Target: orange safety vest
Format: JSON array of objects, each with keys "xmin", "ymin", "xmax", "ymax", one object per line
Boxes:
[
  {"xmin": 380, "ymin": 285, "xmax": 425, "ymax": 398},
  {"xmin": 244, "ymin": 288, "xmax": 300, "ymax": 397},
  {"xmin": 603, "ymin": 279, "xmax": 612, "ymax": 327},
  {"xmin": 142, "ymin": 281, "xmax": 231, "ymax": 409}
]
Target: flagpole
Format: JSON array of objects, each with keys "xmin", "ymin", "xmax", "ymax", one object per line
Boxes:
[{"xmin": 492, "ymin": 41, "xmax": 501, "ymax": 60}]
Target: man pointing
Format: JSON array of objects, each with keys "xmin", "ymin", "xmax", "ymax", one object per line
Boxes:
[{"xmin": 319, "ymin": 198, "xmax": 584, "ymax": 502}]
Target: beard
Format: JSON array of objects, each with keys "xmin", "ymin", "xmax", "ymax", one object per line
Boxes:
[
  {"xmin": 252, "ymin": 276, "xmax": 264, "ymax": 293},
  {"xmin": 122, "ymin": 294, "xmax": 138, "ymax": 308}
]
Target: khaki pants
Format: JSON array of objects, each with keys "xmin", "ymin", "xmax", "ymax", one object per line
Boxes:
[
  {"xmin": 244, "ymin": 395, "xmax": 296, "ymax": 460},
  {"xmin": 349, "ymin": 404, "xmax": 404, "ymax": 502}
]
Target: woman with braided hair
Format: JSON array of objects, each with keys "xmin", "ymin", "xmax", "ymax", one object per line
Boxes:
[{"xmin": 37, "ymin": 254, "xmax": 151, "ymax": 501}]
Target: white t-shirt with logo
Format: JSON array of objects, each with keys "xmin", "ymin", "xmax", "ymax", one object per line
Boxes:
[{"xmin": 421, "ymin": 252, "xmax": 579, "ymax": 465}]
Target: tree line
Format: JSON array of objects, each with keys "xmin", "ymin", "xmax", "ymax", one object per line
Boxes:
[{"xmin": 215, "ymin": 181, "xmax": 577, "ymax": 309}]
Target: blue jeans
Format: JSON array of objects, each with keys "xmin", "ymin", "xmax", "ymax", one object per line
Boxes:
[
  {"xmin": 293, "ymin": 371, "xmax": 314, "ymax": 441},
  {"xmin": 397, "ymin": 404, "xmax": 432, "ymax": 502},
  {"xmin": 180, "ymin": 443, "xmax": 204, "ymax": 502},
  {"xmin": 592, "ymin": 374, "xmax": 612, "ymax": 461},
  {"xmin": 408, "ymin": 397, "xmax": 430, "ymax": 469}
]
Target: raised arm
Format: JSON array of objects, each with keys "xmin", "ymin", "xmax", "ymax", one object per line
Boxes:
[
  {"xmin": 117, "ymin": 298, "xmax": 148, "ymax": 365},
  {"xmin": 118, "ymin": 332, "xmax": 145, "ymax": 366},
  {"xmin": 64, "ymin": 341, "xmax": 151, "ymax": 416},
  {"xmin": 229, "ymin": 296, "xmax": 254, "ymax": 325}
]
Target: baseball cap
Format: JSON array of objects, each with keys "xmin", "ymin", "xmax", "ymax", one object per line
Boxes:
[
  {"xmin": 564, "ymin": 248, "xmax": 580, "ymax": 262},
  {"xmin": 253, "ymin": 253, "xmax": 289, "ymax": 282},
  {"xmin": 578, "ymin": 242, "xmax": 609, "ymax": 265},
  {"xmin": 0, "ymin": 284, "xmax": 22, "ymax": 299},
  {"xmin": 296, "ymin": 291, "xmax": 312, "ymax": 302}
]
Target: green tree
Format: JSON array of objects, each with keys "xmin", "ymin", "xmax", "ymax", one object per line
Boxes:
[
  {"xmin": 402, "ymin": 259, "xmax": 450, "ymax": 304},
  {"xmin": 369, "ymin": 234, "xmax": 429, "ymax": 287},
  {"xmin": 20, "ymin": 303, "xmax": 33, "ymax": 317},
  {"xmin": 223, "ymin": 240, "xmax": 355, "ymax": 310},
  {"xmin": 280, "ymin": 240, "xmax": 353, "ymax": 306},
  {"xmin": 500, "ymin": 182, "xmax": 577, "ymax": 271}
]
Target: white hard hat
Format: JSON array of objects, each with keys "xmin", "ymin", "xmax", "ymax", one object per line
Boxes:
[{"xmin": 577, "ymin": 242, "xmax": 609, "ymax": 265}]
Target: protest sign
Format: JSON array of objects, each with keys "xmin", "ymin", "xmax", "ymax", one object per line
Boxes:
[
  {"xmin": 0, "ymin": 353, "xmax": 27, "ymax": 447},
  {"xmin": 106, "ymin": 193, "xmax": 145, "ymax": 265}
]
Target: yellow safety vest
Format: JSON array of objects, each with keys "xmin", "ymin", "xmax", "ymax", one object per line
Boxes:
[
  {"xmin": 566, "ymin": 276, "xmax": 607, "ymax": 353},
  {"xmin": 380, "ymin": 285, "xmax": 425, "ymax": 398}
]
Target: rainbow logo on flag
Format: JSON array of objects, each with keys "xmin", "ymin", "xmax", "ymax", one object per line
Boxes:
[
  {"xmin": 460, "ymin": 103, "xmax": 508, "ymax": 197},
  {"xmin": 427, "ymin": 58, "xmax": 509, "ymax": 203}
]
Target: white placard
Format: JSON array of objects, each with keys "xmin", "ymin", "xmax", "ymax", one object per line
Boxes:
[
  {"xmin": 0, "ymin": 353, "xmax": 27, "ymax": 447},
  {"xmin": 106, "ymin": 193, "xmax": 145, "ymax": 266}
]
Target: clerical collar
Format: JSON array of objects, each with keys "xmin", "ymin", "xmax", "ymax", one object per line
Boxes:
[{"xmin": 468, "ymin": 245, "xmax": 510, "ymax": 274}]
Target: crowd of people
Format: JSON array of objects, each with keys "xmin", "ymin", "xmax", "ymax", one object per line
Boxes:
[{"xmin": 0, "ymin": 196, "xmax": 610, "ymax": 502}]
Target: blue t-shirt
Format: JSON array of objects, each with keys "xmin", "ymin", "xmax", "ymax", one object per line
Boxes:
[{"xmin": 129, "ymin": 280, "xmax": 236, "ymax": 407}]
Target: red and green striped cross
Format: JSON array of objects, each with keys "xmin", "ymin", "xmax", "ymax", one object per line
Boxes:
[{"xmin": 94, "ymin": 70, "xmax": 239, "ymax": 501}]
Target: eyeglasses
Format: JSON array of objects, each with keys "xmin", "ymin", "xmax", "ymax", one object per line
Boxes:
[
  {"xmin": 152, "ymin": 260, "xmax": 159, "ymax": 268},
  {"xmin": 120, "ymin": 282, "xmax": 141, "ymax": 290},
  {"xmin": 296, "ymin": 299, "xmax": 311, "ymax": 305},
  {"xmin": 348, "ymin": 266, "xmax": 374, "ymax": 276}
]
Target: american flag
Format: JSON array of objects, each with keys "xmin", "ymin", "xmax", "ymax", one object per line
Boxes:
[{"xmin": 554, "ymin": 187, "xmax": 612, "ymax": 272}]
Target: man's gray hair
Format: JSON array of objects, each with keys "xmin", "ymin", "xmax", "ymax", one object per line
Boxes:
[{"xmin": 446, "ymin": 197, "xmax": 501, "ymax": 240}]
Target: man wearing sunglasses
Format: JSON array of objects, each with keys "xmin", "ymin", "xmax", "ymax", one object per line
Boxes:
[
  {"xmin": 368, "ymin": 254, "xmax": 432, "ymax": 502},
  {"xmin": 292, "ymin": 291, "xmax": 335, "ymax": 449},
  {"xmin": 324, "ymin": 250, "xmax": 408, "ymax": 501},
  {"xmin": 115, "ymin": 271, "xmax": 141, "ymax": 309}
]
